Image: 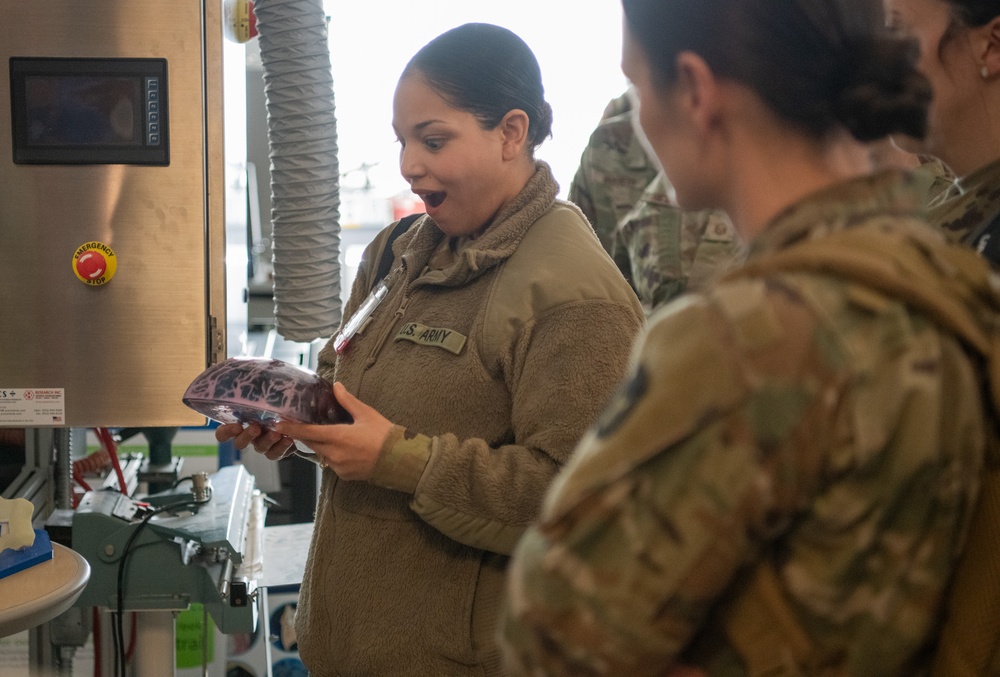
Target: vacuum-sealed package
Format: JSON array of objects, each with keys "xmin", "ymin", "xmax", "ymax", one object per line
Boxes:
[{"xmin": 182, "ymin": 357, "xmax": 352, "ymax": 429}]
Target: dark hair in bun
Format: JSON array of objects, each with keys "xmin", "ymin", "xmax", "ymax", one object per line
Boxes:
[
  {"xmin": 621, "ymin": 0, "xmax": 931, "ymax": 142},
  {"xmin": 404, "ymin": 23, "xmax": 553, "ymax": 153},
  {"xmin": 945, "ymin": 0, "xmax": 999, "ymax": 27},
  {"xmin": 940, "ymin": 0, "xmax": 999, "ymax": 57}
]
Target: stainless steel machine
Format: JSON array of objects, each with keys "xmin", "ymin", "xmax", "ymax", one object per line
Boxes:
[
  {"xmin": 0, "ymin": 0, "xmax": 237, "ymax": 428},
  {"xmin": 0, "ymin": 0, "xmax": 342, "ymax": 673},
  {"xmin": 0, "ymin": 1, "xmax": 258, "ymax": 674}
]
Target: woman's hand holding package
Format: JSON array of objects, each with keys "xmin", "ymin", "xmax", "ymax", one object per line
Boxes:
[
  {"xmin": 274, "ymin": 382, "xmax": 394, "ymax": 481},
  {"xmin": 214, "ymin": 421, "xmax": 298, "ymax": 461}
]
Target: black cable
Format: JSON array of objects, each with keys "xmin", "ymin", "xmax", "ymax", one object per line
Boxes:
[
  {"xmin": 111, "ymin": 607, "xmax": 121, "ymax": 677},
  {"xmin": 170, "ymin": 475, "xmax": 195, "ymax": 489},
  {"xmin": 114, "ymin": 497, "xmax": 207, "ymax": 677}
]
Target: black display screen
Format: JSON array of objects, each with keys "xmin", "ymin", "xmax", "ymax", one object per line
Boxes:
[
  {"xmin": 10, "ymin": 57, "xmax": 169, "ymax": 165},
  {"xmin": 23, "ymin": 75, "xmax": 142, "ymax": 146}
]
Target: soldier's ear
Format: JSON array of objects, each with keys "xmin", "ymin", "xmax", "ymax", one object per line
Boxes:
[
  {"xmin": 672, "ymin": 51, "xmax": 723, "ymax": 143},
  {"xmin": 499, "ymin": 109, "xmax": 530, "ymax": 161},
  {"xmin": 974, "ymin": 16, "xmax": 1000, "ymax": 79}
]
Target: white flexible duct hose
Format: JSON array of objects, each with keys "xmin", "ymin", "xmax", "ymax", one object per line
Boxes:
[{"xmin": 254, "ymin": 0, "xmax": 341, "ymax": 341}]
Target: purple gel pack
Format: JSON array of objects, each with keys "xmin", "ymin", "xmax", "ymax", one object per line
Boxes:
[{"xmin": 182, "ymin": 357, "xmax": 352, "ymax": 429}]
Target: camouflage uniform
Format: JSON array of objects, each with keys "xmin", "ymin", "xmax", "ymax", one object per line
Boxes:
[
  {"xmin": 599, "ymin": 92, "xmax": 633, "ymax": 121},
  {"xmin": 913, "ymin": 156, "xmax": 957, "ymax": 207},
  {"xmin": 499, "ymin": 171, "xmax": 998, "ymax": 676},
  {"xmin": 617, "ymin": 173, "xmax": 744, "ymax": 313},
  {"xmin": 567, "ymin": 103, "xmax": 659, "ymax": 266},
  {"xmin": 569, "ymin": 97, "xmax": 744, "ymax": 312},
  {"xmin": 929, "ymin": 157, "xmax": 1000, "ymax": 263}
]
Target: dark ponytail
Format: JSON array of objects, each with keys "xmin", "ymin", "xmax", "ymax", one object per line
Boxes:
[{"xmin": 621, "ymin": 0, "xmax": 931, "ymax": 142}]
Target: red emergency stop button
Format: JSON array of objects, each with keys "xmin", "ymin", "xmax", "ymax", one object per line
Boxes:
[
  {"xmin": 77, "ymin": 251, "xmax": 106, "ymax": 278},
  {"xmin": 72, "ymin": 241, "xmax": 118, "ymax": 286}
]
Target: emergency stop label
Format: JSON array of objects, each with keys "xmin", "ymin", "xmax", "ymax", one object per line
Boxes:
[
  {"xmin": 0, "ymin": 388, "xmax": 65, "ymax": 425},
  {"xmin": 72, "ymin": 241, "xmax": 118, "ymax": 286}
]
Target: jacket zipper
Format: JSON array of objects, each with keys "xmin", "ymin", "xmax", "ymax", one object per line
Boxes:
[{"xmin": 366, "ymin": 266, "xmax": 411, "ymax": 367}]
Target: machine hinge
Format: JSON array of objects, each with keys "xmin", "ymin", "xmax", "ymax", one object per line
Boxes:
[{"xmin": 210, "ymin": 315, "xmax": 225, "ymax": 365}]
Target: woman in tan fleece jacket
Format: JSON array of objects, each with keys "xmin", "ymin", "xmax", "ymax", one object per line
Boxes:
[{"xmin": 218, "ymin": 23, "xmax": 643, "ymax": 676}]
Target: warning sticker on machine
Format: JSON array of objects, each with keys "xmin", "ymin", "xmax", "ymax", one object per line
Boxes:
[{"xmin": 0, "ymin": 389, "xmax": 66, "ymax": 426}]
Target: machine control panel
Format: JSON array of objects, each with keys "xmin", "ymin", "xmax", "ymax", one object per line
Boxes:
[
  {"xmin": 10, "ymin": 57, "xmax": 169, "ymax": 165},
  {"xmin": 145, "ymin": 76, "xmax": 161, "ymax": 145}
]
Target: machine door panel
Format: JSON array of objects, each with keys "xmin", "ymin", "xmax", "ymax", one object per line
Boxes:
[{"xmin": 0, "ymin": 1, "xmax": 218, "ymax": 426}]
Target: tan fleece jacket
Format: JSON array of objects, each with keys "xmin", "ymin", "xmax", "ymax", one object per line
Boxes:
[{"xmin": 295, "ymin": 163, "xmax": 644, "ymax": 677}]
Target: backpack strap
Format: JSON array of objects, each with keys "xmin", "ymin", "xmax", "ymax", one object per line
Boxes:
[{"xmin": 371, "ymin": 213, "xmax": 423, "ymax": 290}]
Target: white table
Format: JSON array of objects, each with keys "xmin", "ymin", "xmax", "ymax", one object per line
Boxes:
[{"xmin": 0, "ymin": 543, "xmax": 91, "ymax": 637}]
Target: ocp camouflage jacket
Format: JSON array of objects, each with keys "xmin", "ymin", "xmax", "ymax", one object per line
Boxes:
[
  {"xmin": 931, "ymin": 157, "xmax": 1000, "ymax": 259},
  {"xmin": 501, "ymin": 170, "xmax": 1000, "ymax": 676}
]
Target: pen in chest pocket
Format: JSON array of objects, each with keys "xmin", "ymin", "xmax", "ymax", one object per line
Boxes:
[{"xmin": 333, "ymin": 280, "xmax": 391, "ymax": 354}]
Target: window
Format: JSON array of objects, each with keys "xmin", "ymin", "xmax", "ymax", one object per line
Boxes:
[{"xmin": 325, "ymin": 1, "xmax": 628, "ymax": 199}]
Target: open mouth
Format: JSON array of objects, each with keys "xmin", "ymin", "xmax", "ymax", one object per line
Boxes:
[{"xmin": 421, "ymin": 191, "xmax": 447, "ymax": 209}]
